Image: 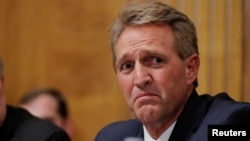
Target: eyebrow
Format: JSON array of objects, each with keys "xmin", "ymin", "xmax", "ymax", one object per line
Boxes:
[
  {"xmin": 140, "ymin": 49, "xmax": 167, "ymax": 58},
  {"xmin": 115, "ymin": 53, "xmax": 130, "ymax": 68},
  {"xmin": 115, "ymin": 49, "xmax": 168, "ymax": 67}
]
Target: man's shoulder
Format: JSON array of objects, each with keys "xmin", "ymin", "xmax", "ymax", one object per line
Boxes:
[
  {"xmin": 201, "ymin": 92, "xmax": 250, "ymax": 110},
  {"xmin": 7, "ymin": 106, "xmax": 70, "ymax": 141},
  {"xmin": 200, "ymin": 92, "xmax": 250, "ymax": 124},
  {"xmin": 187, "ymin": 92, "xmax": 250, "ymax": 141},
  {"xmin": 105, "ymin": 119, "xmax": 142, "ymax": 129},
  {"xmin": 98, "ymin": 119, "xmax": 142, "ymax": 134},
  {"xmin": 95, "ymin": 119, "xmax": 143, "ymax": 141}
]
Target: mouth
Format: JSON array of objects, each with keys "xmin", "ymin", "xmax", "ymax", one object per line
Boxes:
[{"xmin": 134, "ymin": 93, "xmax": 158, "ymax": 103}]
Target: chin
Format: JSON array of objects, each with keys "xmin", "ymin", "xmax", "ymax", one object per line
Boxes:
[{"xmin": 135, "ymin": 105, "xmax": 159, "ymax": 123}]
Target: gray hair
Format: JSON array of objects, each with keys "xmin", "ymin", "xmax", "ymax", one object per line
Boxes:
[{"xmin": 109, "ymin": 1, "xmax": 199, "ymax": 87}]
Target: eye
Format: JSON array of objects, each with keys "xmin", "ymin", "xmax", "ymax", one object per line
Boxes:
[
  {"xmin": 152, "ymin": 57, "xmax": 164, "ymax": 64},
  {"xmin": 119, "ymin": 62, "xmax": 135, "ymax": 73},
  {"xmin": 121, "ymin": 62, "xmax": 134, "ymax": 71}
]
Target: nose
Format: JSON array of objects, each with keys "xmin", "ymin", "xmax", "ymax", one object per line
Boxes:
[{"xmin": 133, "ymin": 64, "xmax": 152, "ymax": 89}]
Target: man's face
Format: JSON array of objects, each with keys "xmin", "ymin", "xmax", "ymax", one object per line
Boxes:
[
  {"xmin": 115, "ymin": 24, "xmax": 198, "ymax": 124},
  {"xmin": 21, "ymin": 94, "xmax": 64, "ymax": 127}
]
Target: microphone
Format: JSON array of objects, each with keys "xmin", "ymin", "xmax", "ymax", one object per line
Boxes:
[{"xmin": 123, "ymin": 137, "xmax": 144, "ymax": 141}]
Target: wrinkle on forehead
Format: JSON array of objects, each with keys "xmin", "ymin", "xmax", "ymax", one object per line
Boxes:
[
  {"xmin": 115, "ymin": 24, "xmax": 175, "ymax": 67},
  {"xmin": 119, "ymin": 37, "xmax": 158, "ymax": 53},
  {"xmin": 115, "ymin": 38, "xmax": 157, "ymax": 66},
  {"xmin": 116, "ymin": 24, "xmax": 175, "ymax": 52}
]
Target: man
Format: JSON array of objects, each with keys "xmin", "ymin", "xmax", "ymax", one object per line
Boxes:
[
  {"xmin": 20, "ymin": 88, "xmax": 74, "ymax": 137},
  {"xmin": 0, "ymin": 58, "xmax": 71, "ymax": 141},
  {"xmin": 95, "ymin": 1, "xmax": 250, "ymax": 141}
]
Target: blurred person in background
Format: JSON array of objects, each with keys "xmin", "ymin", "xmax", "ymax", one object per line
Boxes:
[
  {"xmin": 19, "ymin": 87, "xmax": 74, "ymax": 137},
  {"xmin": 0, "ymin": 58, "xmax": 70, "ymax": 141}
]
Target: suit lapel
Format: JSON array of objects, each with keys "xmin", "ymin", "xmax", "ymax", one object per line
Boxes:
[
  {"xmin": 134, "ymin": 120, "xmax": 144, "ymax": 138},
  {"xmin": 169, "ymin": 90, "xmax": 209, "ymax": 141},
  {"xmin": 124, "ymin": 119, "xmax": 144, "ymax": 139}
]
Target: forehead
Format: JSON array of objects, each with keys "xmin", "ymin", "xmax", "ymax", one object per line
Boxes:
[
  {"xmin": 117, "ymin": 24, "xmax": 174, "ymax": 45},
  {"xmin": 23, "ymin": 94, "xmax": 60, "ymax": 119},
  {"xmin": 115, "ymin": 24, "xmax": 175, "ymax": 58},
  {"xmin": 30, "ymin": 94, "xmax": 58, "ymax": 109}
]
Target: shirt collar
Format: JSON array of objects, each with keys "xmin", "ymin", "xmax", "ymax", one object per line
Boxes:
[{"xmin": 143, "ymin": 121, "xmax": 177, "ymax": 141}]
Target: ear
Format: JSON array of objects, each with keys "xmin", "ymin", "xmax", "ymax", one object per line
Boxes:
[{"xmin": 185, "ymin": 54, "xmax": 200, "ymax": 85}]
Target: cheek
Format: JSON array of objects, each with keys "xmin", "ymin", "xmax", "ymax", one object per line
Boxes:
[
  {"xmin": 117, "ymin": 74, "xmax": 133, "ymax": 98},
  {"xmin": 159, "ymin": 70, "xmax": 189, "ymax": 102},
  {"xmin": 154, "ymin": 68, "xmax": 186, "ymax": 93}
]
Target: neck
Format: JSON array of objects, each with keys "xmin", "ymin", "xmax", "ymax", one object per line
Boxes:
[
  {"xmin": 144, "ymin": 87, "xmax": 194, "ymax": 139},
  {"xmin": 144, "ymin": 112, "xmax": 178, "ymax": 139}
]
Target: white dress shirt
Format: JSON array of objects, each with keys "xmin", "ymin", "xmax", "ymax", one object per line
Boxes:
[{"xmin": 143, "ymin": 121, "xmax": 177, "ymax": 141}]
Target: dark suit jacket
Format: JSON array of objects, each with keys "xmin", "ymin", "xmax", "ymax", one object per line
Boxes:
[
  {"xmin": 0, "ymin": 106, "xmax": 71, "ymax": 141},
  {"xmin": 95, "ymin": 90, "xmax": 250, "ymax": 141}
]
